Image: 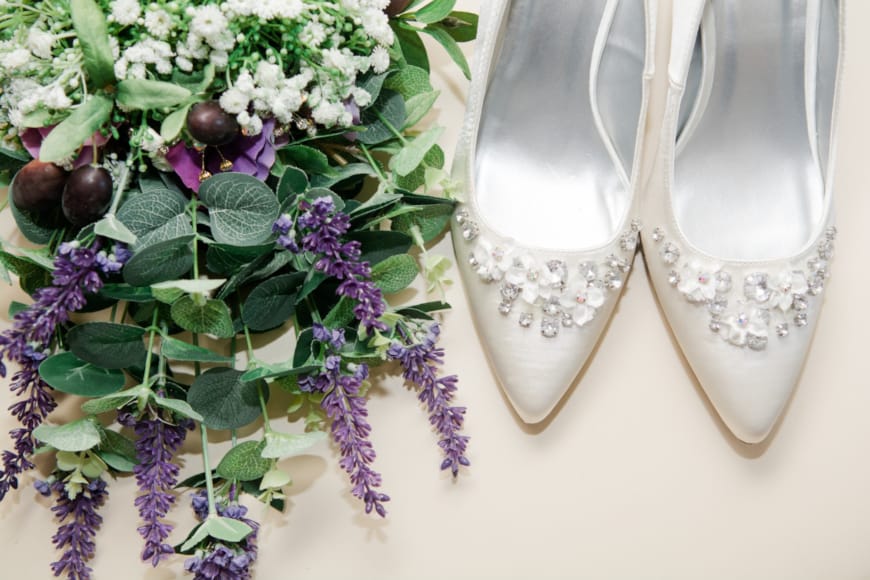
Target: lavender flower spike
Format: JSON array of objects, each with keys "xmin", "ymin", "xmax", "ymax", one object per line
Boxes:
[
  {"xmin": 388, "ymin": 322, "xmax": 470, "ymax": 476},
  {"xmin": 50, "ymin": 478, "xmax": 109, "ymax": 580},
  {"xmin": 184, "ymin": 490, "xmax": 259, "ymax": 580},
  {"xmin": 118, "ymin": 410, "xmax": 194, "ymax": 567},
  {"xmin": 0, "ymin": 240, "xmax": 123, "ymax": 501}
]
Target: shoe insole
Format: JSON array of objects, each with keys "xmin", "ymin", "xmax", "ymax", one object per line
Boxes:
[
  {"xmin": 475, "ymin": 0, "xmax": 645, "ymax": 250},
  {"xmin": 674, "ymin": 0, "xmax": 829, "ymax": 261}
]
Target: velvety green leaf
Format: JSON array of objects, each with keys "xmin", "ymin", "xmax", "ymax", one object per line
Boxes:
[
  {"xmin": 171, "ymin": 64, "xmax": 215, "ymax": 93},
  {"xmin": 403, "ymin": 90, "xmax": 440, "ymax": 129},
  {"xmin": 153, "ymin": 396, "xmax": 204, "ymax": 422},
  {"xmin": 80, "ymin": 389, "xmax": 140, "ymax": 414},
  {"xmin": 240, "ymin": 363, "xmax": 319, "ymax": 383},
  {"xmin": 384, "ymin": 66, "xmax": 433, "ymax": 99},
  {"xmin": 243, "ymin": 272, "xmax": 306, "ymax": 332},
  {"xmin": 293, "ymin": 329, "xmax": 315, "ymax": 367},
  {"xmin": 39, "ymin": 95, "xmax": 113, "ymax": 163},
  {"xmin": 295, "ymin": 270, "xmax": 328, "ymax": 304},
  {"xmin": 123, "ymin": 235, "xmax": 195, "ymax": 286},
  {"xmin": 357, "ymin": 91, "xmax": 406, "ymax": 145},
  {"xmin": 99, "ymin": 284, "xmax": 154, "ymax": 302},
  {"xmin": 280, "ymin": 145, "xmax": 331, "ymax": 175},
  {"xmin": 187, "ymin": 368, "xmax": 265, "ymax": 430},
  {"xmin": 161, "ymin": 336, "xmax": 233, "ymax": 363},
  {"xmin": 395, "ymin": 144, "xmax": 445, "ymax": 191},
  {"xmin": 206, "ymin": 243, "xmax": 274, "ymax": 275},
  {"xmin": 33, "ymin": 419, "xmax": 101, "ymax": 452},
  {"xmin": 216, "ymin": 440, "xmax": 271, "ymax": 481},
  {"xmin": 94, "ymin": 214, "xmax": 138, "ymax": 245},
  {"xmin": 392, "ymin": 201, "xmax": 454, "ymax": 243},
  {"xmin": 67, "ymin": 322, "xmax": 147, "ymax": 369},
  {"xmin": 348, "ymin": 230, "xmax": 413, "ymax": 265},
  {"xmin": 438, "ymin": 11, "xmax": 479, "ymax": 42},
  {"xmin": 422, "ymin": 25, "xmax": 471, "ymax": 79},
  {"xmin": 170, "ymin": 296, "xmax": 235, "ymax": 338},
  {"xmin": 39, "ymin": 352, "xmax": 126, "ymax": 397},
  {"xmin": 261, "ymin": 430, "xmax": 326, "ymax": 459},
  {"xmin": 390, "ymin": 125, "xmax": 444, "ymax": 177},
  {"xmin": 203, "ymin": 517, "xmax": 254, "ymax": 543},
  {"xmin": 276, "ymin": 166, "xmax": 309, "ymax": 202},
  {"xmin": 116, "ymin": 188, "xmax": 192, "ymax": 249},
  {"xmin": 98, "ymin": 429, "xmax": 138, "ymax": 472},
  {"xmin": 309, "ymin": 163, "xmax": 375, "ymax": 189},
  {"xmin": 370, "ymin": 254, "xmax": 419, "ymax": 293},
  {"xmin": 152, "ymin": 278, "xmax": 226, "ymax": 295},
  {"xmin": 116, "ymin": 79, "xmax": 192, "ymax": 110},
  {"xmin": 393, "ymin": 23, "xmax": 430, "ymax": 72},
  {"xmin": 359, "ymin": 72, "xmax": 390, "ymax": 104},
  {"xmin": 413, "ymin": 0, "xmax": 457, "ymax": 24},
  {"xmin": 198, "ymin": 173, "xmax": 280, "ymax": 246},
  {"xmin": 70, "ymin": 0, "xmax": 115, "ymax": 88},
  {"xmin": 322, "ymin": 296, "xmax": 356, "ymax": 328}
]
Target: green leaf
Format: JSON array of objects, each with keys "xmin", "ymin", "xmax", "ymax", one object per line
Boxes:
[
  {"xmin": 359, "ymin": 71, "xmax": 390, "ymax": 104},
  {"xmin": 152, "ymin": 278, "xmax": 226, "ymax": 295},
  {"xmin": 438, "ymin": 11, "xmax": 479, "ymax": 42},
  {"xmin": 152, "ymin": 396, "xmax": 204, "ymax": 422},
  {"xmin": 322, "ymin": 296, "xmax": 356, "ymax": 328},
  {"xmin": 206, "ymin": 243, "xmax": 274, "ymax": 275},
  {"xmin": 160, "ymin": 103, "xmax": 193, "ymax": 142},
  {"xmin": 216, "ymin": 440, "xmax": 271, "ymax": 481},
  {"xmin": 67, "ymin": 323, "xmax": 147, "ymax": 370},
  {"xmin": 9, "ymin": 197, "xmax": 55, "ymax": 244},
  {"xmin": 116, "ymin": 79, "xmax": 192, "ymax": 110},
  {"xmin": 280, "ymin": 145, "xmax": 331, "ymax": 175},
  {"xmin": 293, "ymin": 328, "xmax": 315, "ymax": 367},
  {"xmin": 116, "ymin": 189, "xmax": 192, "ymax": 249},
  {"xmin": 348, "ymin": 230, "xmax": 413, "ymax": 265},
  {"xmin": 94, "ymin": 214, "xmax": 138, "ymax": 245},
  {"xmin": 421, "ymin": 25, "xmax": 471, "ymax": 79},
  {"xmin": 170, "ymin": 296, "xmax": 235, "ymax": 338},
  {"xmin": 198, "ymin": 173, "xmax": 280, "ymax": 246},
  {"xmin": 70, "ymin": 0, "xmax": 115, "ymax": 88},
  {"xmin": 240, "ymin": 362, "xmax": 319, "ymax": 383},
  {"xmin": 260, "ymin": 467, "xmax": 292, "ymax": 490},
  {"xmin": 161, "ymin": 336, "xmax": 232, "ymax": 363},
  {"xmin": 370, "ymin": 254, "xmax": 419, "ymax": 294},
  {"xmin": 8, "ymin": 301, "xmax": 28, "ymax": 317},
  {"xmin": 204, "ymin": 517, "xmax": 253, "ymax": 543},
  {"xmin": 276, "ymin": 166, "xmax": 309, "ymax": 203},
  {"xmin": 39, "ymin": 352, "xmax": 126, "ymax": 397},
  {"xmin": 392, "ymin": 202, "xmax": 454, "ymax": 243},
  {"xmin": 395, "ymin": 144, "xmax": 445, "ymax": 191},
  {"xmin": 99, "ymin": 284, "xmax": 154, "ymax": 302},
  {"xmin": 171, "ymin": 64, "xmax": 215, "ymax": 93},
  {"xmin": 80, "ymin": 389, "xmax": 141, "ymax": 414},
  {"xmin": 33, "ymin": 419, "xmax": 101, "ymax": 452},
  {"xmin": 123, "ymin": 235, "xmax": 195, "ymax": 286},
  {"xmin": 98, "ymin": 429, "xmax": 138, "ymax": 472},
  {"xmin": 39, "ymin": 95, "xmax": 113, "ymax": 163},
  {"xmin": 98, "ymin": 451, "xmax": 136, "ymax": 472},
  {"xmin": 393, "ymin": 23, "xmax": 430, "ymax": 72},
  {"xmin": 309, "ymin": 163, "xmax": 374, "ymax": 189},
  {"xmin": 261, "ymin": 431, "xmax": 326, "ymax": 459},
  {"xmin": 390, "ymin": 125, "xmax": 444, "ymax": 177},
  {"xmin": 413, "ymin": 0, "xmax": 457, "ymax": 24},
  {"xmin": 242, "ymin": 272, "xmax": 306, "ymax": 332},
  {"xmin": 295, "ymin": 270, "xmax": 328, "ymax": 304},
  {"xmin": 384, "ymin": 66, "xmax": 433, "ymax": 99},
  {"xmin": 403, "ymin": 90, "xmax": 440, "ymax": 129},
  {"xmin": 187, "ymin": 368, "xmax": 265, "ymax": 430},
  {"xmin": 357, "ymin": 90, "xmax": 406, "ymax": 145}
]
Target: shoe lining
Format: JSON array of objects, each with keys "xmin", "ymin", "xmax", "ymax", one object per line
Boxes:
[{"xmin": 475, "ymin": 0, "xmax": 645, "ymax": 250}]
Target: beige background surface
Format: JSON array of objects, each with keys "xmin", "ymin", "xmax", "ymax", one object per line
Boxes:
[{"xmin": 1, "ymin": 1, "xmax": 869, "ymax": 578}]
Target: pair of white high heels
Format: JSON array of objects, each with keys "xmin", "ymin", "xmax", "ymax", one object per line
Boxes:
[{"xmin": 451, "ymin": 0, "xmax": 844, "ymax": 443}]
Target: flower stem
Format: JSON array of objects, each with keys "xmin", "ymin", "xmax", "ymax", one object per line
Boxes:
[
  {"xmin": 358, "ymin": 143, "xmax": 388, "ymax": 183},
  {"xmin": 140, "ymin": 309, "xmax": 159, "ymax": 387},
  {"xmin": 199, "ymin": 424, "xmax": 217, "ymax": 518}
]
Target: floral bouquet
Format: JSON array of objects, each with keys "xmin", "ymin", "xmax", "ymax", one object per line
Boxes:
[{"xmin": 0, "ymin": 0, "xmax": 475, "ymax": 577}]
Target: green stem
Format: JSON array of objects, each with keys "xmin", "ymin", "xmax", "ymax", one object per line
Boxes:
[
  {"xmin": 141, "ymin": 309, "xmax": 159, "ymax": 387},
  {"xmin": 257, "ymin": 382, "xmax": 272, "ymax": 434},
  {"xmin": 358, "ymin": 143, "xmax": 388, "ymax": 183},
  {"xmin": 107, "ymin": 155, "xmax": 133, "ymax": 216},
  {"xmin": 200, "ymin": 424, "xmax": 218, "ymax": 517},
  {"xmin": 374, "ymin": 110, "xmax": 408, "ymax": 144},
  {"xmin": 190, "ymin": 200, "xmax": 200, "ymax": 279}
]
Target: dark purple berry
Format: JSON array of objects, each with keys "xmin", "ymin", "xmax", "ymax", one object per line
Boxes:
[
  {"xmin": 62, "ymin": 165, "xmax": 113, "ymax": 226},
  {"xmin": 11, "ymin": 160, "xmax": 68, "ymax": 213},
  {"xmin": 186, "ymin": 101, "xmax": 240, "ymax": 146},
  {"xmin": 386, "ymin": 0, "xmax": 411, "ymax": 17}
]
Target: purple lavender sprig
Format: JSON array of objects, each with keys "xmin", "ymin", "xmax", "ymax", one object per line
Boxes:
[
  {"xmin": 388, "ymin": 322, "xmax": 469, "ymax": 476},
  {"xmin": 0, "ymin": 240, "xmax": 126, "ymax": 501},
  {"xmin": 299, "ymin": 324, "xmax": 390, "ymax": 517},
  {"xmin": 49, "ymin": 478, "xmax": 109, "ymax": 580},
  {"xmin": 274, "ymin": 197, "xmax": 388, "ymax": 335},
  {"xmin": 184, "ymin": 490, "xmax": 259, "ymax": 580},
  {"xmin": 118, "ymin": 410, "xmax": 194, "ymax": 567}
]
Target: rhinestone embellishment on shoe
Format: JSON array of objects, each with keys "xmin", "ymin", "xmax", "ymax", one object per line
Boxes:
[
  {"xmin": 651, "ymin": 225, "xmax": 837, "ymax": 350},
  {"xmin": 455, "ymin": 207, "xmax": 640, "ymax": 338}
]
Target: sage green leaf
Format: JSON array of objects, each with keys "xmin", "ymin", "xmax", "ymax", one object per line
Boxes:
[
  {"xmin": 393, "ymin": 23, "xmax": 430, "ymax": 72},
  {"xmin": 70, "ymin": 0, "xmax": 115, "ymax": 89},
  {"xmin": 395, "ymin": 144, "xmax": 445, "ymax": 191},
  {"xmin": 198, "ymin": 173, "xmax": 280, "ymax": 246},
  {"xmin": 8, "ymin": 301, "xmax": 28, "ymax": 317},
  {"xmin": 39, "ymin": 352, "xmax": 126, "ymax": 397},
  {"xmin": 160, "ymin": 103, "xmax": 193, "ymax": 142},
  {"xmin": 94, "ymin": 215, "xmax": 138, "ymax": 245},
  {"xmin": 33, "ymin": 419, "xmax": 101, "ymax": 452},
  {"xmin": 116, "ymin": 189, "xmax": 192, "ymax": 249},
  {"xmin": 39, "ymin": 95, "xmax": 113, "ymax": 163},
  {"xmin": 206, "ymin": 243, "xmax": 274, "ymax": 275},
  {"xmin": 203, "ymin": 517, "xmax": 253, "ymax": 543},
  {"xmin": 98, "ymin": 429, "xmax": 138, "ymax": 472},
  {"xmin": 390, "ymin": 125, "xmax": 444, "ymax": 177},
  {"xmin": 413, "ymin": 0, "xmax": 456, "ymax": 23},
  {"xmin": 242, "ymin": 272, "xmax": 306, "ymax": 332},
  {"xmin": 370, "ymin": 254, "xmax": 419, "ymax": 294},
  {"xmin": 349, "ymin": 230, "xmax": 413, "ymax": 265},
  {"xmin": 384, "ymin": 66, "xmax": 433, "ymax": 99},
  {"xmin": 309, "ymin": 163, "xmax": 375, "ymax": 189},
  {"xmin": 171, "ymin": 63, "xmax": 215, "ymax": 93},
  {"xmin": 357, "ymin": 90, "xmax": 406, "ymax": 145},
  {"xmin": 261, "ymin": 430, "xmax": 326, "ymax": 459},
  {"xmin": 260, "ymin": 467, "xmax": 292, "ymax": 490},
  {"xmin": 392, "ymin": 202, "xmax": 454, "ymax": 243},
  {"xmin": 99, "ymin": 284, "xmax": 154, "ymax": 302},
  {"xmin": 280, "ymin": 145, "xmax": 331, "ymax": 175},
  {"xmin": 116, "ymin": 79, "xmax": 192, "ymax": 110},
  {"xmin": 98, "ymin": 451, "xmax": 136, "ymax": 472},
  {"xmin": 161, "ymin": 336, "xmax": 233, "ymax": 364},
  {"xmin": 276, "ymin": 166, "xmax": 309, "ymax": 202},
  {"xmin": 403, "ymin": 90, "xmax": 440, "ymax": 129},
  {"xmin": 188, "ymin": 368, "xmax": 266, "ymax": 430},
  {"xmin": 152, "ymin": 396, "xmax": 204, "ymax": 422},
  {"xmin": 359, "ymin": 72, "xmax": 390, "ymax": 104},
  {"xmin": 179, "ymin": 523, "xmax": 210, "ymax": 553},
  {"xmin": 152, "ymin": 278, "xmax": 226, "ymax": 295},
  {"xmin": 170, "ymin": 296, "xmax": 235, "ymax": 338},
  {"xmin": 240, "ymin": 362, "xmax": 319, "ymax": 383},
  {"xmin": 123, "ymin": 235, "xmax": 195, "ymax": 286},
  {"xmin": 216, "ymin": 440, "xmax": 271, "ymax": 481},
  {"xmin": 422, "ymin": 25, "xmax": 471, "ymax": 79},
  {"xmin": 67, "ymin": 323, "xmax": 147, "ymax": 370},
  {"xmin": 295, "ymin": 270, "xmax": 328, "ymax": 304},
  {"xmin": 322, "ymin": 296, "xmax": 356, "ymax": 328},
  {"xmin": 80, "ymin": 390, "xmax": 141, "ymax": 415}
]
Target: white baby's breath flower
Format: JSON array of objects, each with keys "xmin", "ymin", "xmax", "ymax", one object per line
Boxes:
[
  {"xmin": 312, "ymin": 101, "xmax": 352, "ymax": 128},
  {"xmin": 144, "ymin": 9, "xmax": 173, "ymax": 38},
  {"xmin": 300, "ymin": 21, "xmax": 327, "ymax": 47},
  {"xmin": 175, "ymin": 56, "xmax": 193, "ymax": 72},
  {"xmin": 254, "ymin": 61, "xmax": 282, "ymax": 89},
  {"xmin": 360, "ymin": 8, "xmax": 394, "ymax": 45},
  {"xmin": 42, "ymin": 86, "xmax": 72, "ymax": 110},
  {"xmin": 128, "ymin": 62, "xmax": 147, "ymax": 79},
  {"xmin": 351, "ymin": 87, "xmax": 372, "ymax": 108},
  {"xmin": 370, "ymin": 45, "xmax": 390, "ymax": 73},
  {"xmin": 234, "ymin": 70, "xmax": 256, "ymax": 94},
  {"xmin": 237, "ymin": 111, "xmax": 263, "ymax": 136},
  {"xmin": 26, "ymin": 29, "xmax": 54, "ymax": 59},
  {"xmin": 139, "ymin": 127, "xmax": 164, "ymax": 153},
  {"xmin": 219, "ymin": 88, "xmax": 249, "ymax": 114},
  {"xmin": 190, "ymin": 5, "xmax": 228, "ymax": 46},
  {"xmin": 111, "ymin": 0, "xmax": 141, "ymax": 26},
  {"xmin": 209, "ymin": 50, "xmax": 228, "ymax": 70},
  {"xmin": 5, "ymin": 48, "xmax": 31, "ymax": 70}
]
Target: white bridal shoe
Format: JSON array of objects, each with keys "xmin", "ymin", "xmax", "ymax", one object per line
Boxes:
[
  {"xmin": 451, "ymin": 0, "xmax": 656, "ymax": 422},
  {"xmin": 642, "ymin": 0, "xmax": 844, "ymax": 443}
]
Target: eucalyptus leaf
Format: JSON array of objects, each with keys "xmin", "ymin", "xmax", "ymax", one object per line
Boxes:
[
  {"xmin": 39, "ymin": 352, "xmax": 127, "ymax": 397},
  {"xmin": 33, "ymin": 419, "xmax": 101, "ymax": 452},
  {"xmin": 280, "ymin": 145, "xmax": 331, "ymax": 175},
  {"xmin": 98, "ymin": 429, "xmax": 138, "ymax": 472},
  {"xmin": 116, "ymin": 79, "xmax": 192, "ymax": 110},
  {"xmin": 203, "ymin": 517, "xmax": 254, "ymax": 543},
  {"xmin": 198, "ymin": 173, "xmax": 280, "ymax": 246},
  {"xmin": 216, "ymin": 440, "xmax": 271, "ymax": 481},
  {"xmin": 123, "ymin": 235, "xmax": 195, "ymax": 286},
  {"xmin": 357, "ymin": 90, "xmax": 406, "ymax": 145},
  {"xmin": 66, "ymin": 323, "xmax": 147, "ymax": 370},
  {"xmin": 187, "ymin": 368, "xmax": 265, "ymax": 430},
  {"xmin": 39, "ymin": 95, "xmax": 114, "ymax": 163},
  {"xmin": 70, "ymin": 0, "xmax": 115, "ymax": 88},
  {"xmin": 170, "ymin": 296, "xmax": 235, "ymax": 338},
  {"xmin": 98, "ymin": 451, "xmax": 137, "ymax": 472},
  {"xmin": 242, "ymin": 273, "xmax": 306, "ymax": 332},
  {"xmin": 94, "ymin": 215, "xmax": 138, "ymax": 245},
  {"xmin": 261, "ymin": 430, "xmax": 326, "ymax": 459},
  {"xmin": 260, "ymin": 467, "xmax": 292, "ymax": 490},
  {"xmin": 309, "ymin": 163, "xmax": 375, "ymax": 189},
  {"xmin": 359, "ymin": 72, "xmax": 390, "ymax": 104},
  {"xmin": 152, "ymin": 278, "xmax": 226, "ymax": 295},
  {"xmin": 390, "ymin": 125, "xmax": 444, "ymax": 177},
  {"xmin": 276, "ymin": 166, "xmax": 309, "ymax": 202},
  {"xmin": 206, "ymin": 243, "xmax": 274, "ymax": 275},
  {"xmin": 161, "ymin": 336, "xmax": 233, "ymax": 363},
  {"xmin": 152, "ymin": 396, "xmax": 204, "ymax": 422},
  {"xmin": 99, "ymin": 284, "xmax": 154, "ymax": 303},
  {"xmin": 240, "ymin": 362, "xmax": 319, "ymax": 383},
  {"xmin": 116, "ymin": 189, "xmax": 192, "ymax": 249},
  {"xmin": 349, "ymin": 230, "xmax": 413, "ymax": 265},
  {"xmin": 370, "ymin": 254, "xmax": 419, "ymax": 294}
]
